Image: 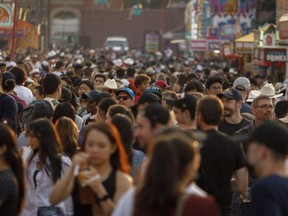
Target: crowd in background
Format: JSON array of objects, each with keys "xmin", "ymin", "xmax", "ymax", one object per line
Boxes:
[{"xmin": 0, "ymin": 46, "xmax": 288, "ymax": 216}]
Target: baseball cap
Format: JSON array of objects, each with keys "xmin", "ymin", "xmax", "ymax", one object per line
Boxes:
[
  {"xmin": 131, "ymin": 93, "xmax": 161, "ymax": 111},
  {"xmin": 233, "ymin": 77, "xmax": 250, "ymax": 91},
  {"xmin": 217, "ymin": 88, "xmax": 242, "ymax": 101},
  {"xmin": 247, "ymin": 121, "xmax": 288, "ymax": 155},
  {"xmin": 33, "ymin": 100, "xmax": 54, "ymax": 115},
  {"xmin": 115, "ymin": 87, "xmax": 135, "ymax": 100},
  {"xmin": 141, "ymin": 104, "xmax": 170, "ymax": 126},
  {"xmin": 154, "ymin": 80, "xmax": 168, "ymax": 90},
  {"xmin": 82, "ymin": 90, "xmax": 100, "ymax": 101},
  {"xmin": 144, "ymin": 85, "xmax": 162, "ymax": 99},
  {"xmin": 166, "ymin": 94, "xmax": 197, "ymax": 113},
  {"xmin": 2, "ymin": 72, "xmax": 16, "ymax": 85}
]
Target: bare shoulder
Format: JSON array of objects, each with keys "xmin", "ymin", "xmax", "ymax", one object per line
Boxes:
[{"xmin": 116, "ymin": 171, "xmax": 133, "ymax": 186}]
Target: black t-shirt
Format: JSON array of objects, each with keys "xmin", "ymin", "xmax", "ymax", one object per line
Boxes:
[
  {"xmin": 218, "ymin": 118, "xmax": 251, "ymax": 135},
  {"xmin": 197, "ymin": 129, "xmax": 246, "ymax": 210},
  {"xmin": 0, "ymin": 169, "xmax": 18, "ymax": 216},
  {"xmin": 0, "ymin": 93, "xmax": 17, "ymax": 132}
]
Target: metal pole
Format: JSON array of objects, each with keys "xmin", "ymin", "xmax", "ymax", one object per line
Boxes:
[{"xmin": 11, "ymin": 0, "xmax": 18, "ymax": 61}]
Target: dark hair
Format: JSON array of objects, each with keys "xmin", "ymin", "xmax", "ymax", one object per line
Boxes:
[
  {"xmin": 197, "ymin": 95, "xmax": 223, "ymax": 125},
  {"xmin": 108, "ymin": 104, "xmax": 135, "ymax": 124},
  {"xmin": 83, "ymin": 67, "xmax": 93, "ymax": 78},
  {"xmin": 134, "ymin": 134, "xmax": 196, "ymax": 214},
  {"xmin": 184, "ymin": 80, "xmax": 205, "ymax": 93},
  {"xmin": 42, "ymin": 73, "xmax": 61, "ymax": 95},
  {"xmin": 275, "ymin": 100, "xmax": 288, "ymax": 119},
  {"xmin": 0, "ymin": 124, "xmax": 25, "ymax": 215},
  {"xmin": 34, "ymin": 85, "xmax": 45, "ymax": 97},
  {"xmin": 205, "ymin": 76, "xmax": 223, "ymax": 89},
  {"xmin": 127, "ymin": 67, "xmax": 136, "ymax": 77},
  {"xmin": 111, "ymin": 114, "xmax": 134, "ymax": 165},
  {"xmin": 116, "ymin": 68, "xmax": 126, "ymax": 79},
  {"xmin": 82, "ymin": 122, "xmax": 130, "ymax": 173},
  {"xmin": 2, "ymin": 78, "xmax": 15, "ymax": 92},
  {"xmin": 9, "ymin": 66, "xmax": 27, "ymax": 85},
  {"xmin": 53, "ymin": 102, "xmax": 75, "ymax": 124},
  {"xmin": 60, "ymin": 76, "xmax": 73, "ymax": 87},
  {"xmin": 77, "ymin": 80, "xmax": 94, "ymax": 92},
  {"xmin": 26, "ymin": 118, "xmax": 62, "ymax": 183},
  {"xmin": 55, "ymin": 117, "xmax": 79, "ymax": 158},
  {"xmin": 134, "ymin": 74, "xmax": 151, "ymax": 88},
  {"xmin": 94, "ymin": 74, "xmax": 106, "ymax": 82},
  {"xmin": 98, "ymin": 98, "xmax": 117, "ymax": 114}
]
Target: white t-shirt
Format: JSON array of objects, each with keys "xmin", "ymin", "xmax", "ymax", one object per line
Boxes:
[{"xmin": 14, "ymin": 85, "xmax": 33, "ymax": 105}]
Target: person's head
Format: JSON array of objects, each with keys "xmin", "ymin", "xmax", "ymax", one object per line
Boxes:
[
  {"xmin": 55, "ymin": 60, "xmax": 65, "ymax": 71},
  {"xmin": 42, "ymin": 73, "xmax": 62, "ymax": 98},
  {"xmin": 106, "ymin": 104, "xmax": 135, "ymax": 124},
  {"xmin": 82, "ymin": 122, "xmax": 130, "ymax": 173},
  {"xmin": 55, "ymin": 116, "xmax": 79, "ymax": 158},
  {"xmin": 31, "ymin": 100, "xmax": 54, "ymax": 121},
  {"xmin": 184, "ymin": 80, "xmax": 205, "ymax": 94},
  {"xmin": 96, "ymin": 98, "xmax": 117, "ymax": 122},
  {"xmin": 196, "ymin": 95, "xmax": 223, "ymax": 128},
  {"xmin": 115, "ymin": 87, "xmax": 135, "ymax": 109},
  {"xmin": 33, "ymin": 85, "xmax": 45, "ymax": 100},
  {"xmin": 217, "ymin": 88, "xmax": 242, "ymax": 118},
  {"xmin": 166, "ymin": 94, "xmax": 197, "ymax": 126},
  {"xmin": 93, "ymin": 74, "xmax": 106, "ymax": 87},
  {"xmin": 60, "ymin": 75, "xmax": 73, "ymax": 90},
  {"xmin": 116, "ymin": 68, "xmax": 126, "ymax": 79},
  {"xmin": 251, "ymin": 95, "xmax": 274, "ymax": 123},
  {"xmin": 0, "ymin": 62, "xmax": 7, "ymax": 72},
  {"xmin": 1, "ymin": 72, "xmax": 16, "ymax": 92},
  {"xmin": 83, "ymin": 67, "xmax": 93, "ymax": 79},
  {"xmin": 131, "ymin": 93, "xmax": 161, "ymax": 114},
  {"xmin": 52, "ymin": 102, "xmax": 76, "ymax": 124},
  {"xmin": 161, "ymin": 90, "xmax": 178, "ymax": 111},
  {"xmin": 274, "ymin": 100, "xmax": 288, "ymax": 119},
  {"xmin": 127, "ymin": 67, "xmax": 136, "ymax": 78},
  {"xmin": 233, "ymin": 76, "xmax": 251, "ymax": 100},
  {"xmin": 0, "ymin": 124, "xmax": 24, "ymax": 215},
  {"xmin": 77, "ymin": 80, "xmax": 94, "ymax": 97},
  {"xmin": 134, "ymin": 74, "xmax": 151, "ymax": 92},
  {"xmin": 26, "ymin": 118, "xmax": 62, "ymax": 183},
  {"xmin": 111, "ymin": 114, "xmax": 134, "ymax": 164},
  {"xmin": 134, "ymin": 131, "xmax": 200, "ymax": 214},
  {"xmin": 9, "ymin": 66, "xmax": 27, "ymax": 85},
  {"xmin": 246, "ymin": 121, "xmax": 288, "ymax": 177},
  {"xmin": 134, "ymin": 104, "xmax": 170, "ymax": 148},
  {"xmin": 205, "ymin": 76, "xmax": 223, "ymax": 95},
  {"xmin": 73, "ymin": 63, "xmax": 84, "ymax": 76}
]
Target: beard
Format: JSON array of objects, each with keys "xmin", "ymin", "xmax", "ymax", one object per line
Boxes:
[{"xmin": 223, "ymin": 108, "xmax": 233, "ymax": 117}]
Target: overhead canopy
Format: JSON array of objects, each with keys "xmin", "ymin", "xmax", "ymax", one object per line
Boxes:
[
  {"xmin": 279, "ymin": 13, "xmax": 288, "ymax": 22},
  {"xmin": 235, "ymin": 32, "xmax": 254, "ymax": 43}
]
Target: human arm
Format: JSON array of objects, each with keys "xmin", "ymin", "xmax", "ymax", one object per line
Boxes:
[
  {"xmin": 232, "ymin": 167, "xmax": 248, "ymax": 194},
  {"xmin": 49, "ymin": 152, "xmax": 89, "ymax": 205}
]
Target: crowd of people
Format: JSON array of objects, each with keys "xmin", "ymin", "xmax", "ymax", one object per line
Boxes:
[{"xmin": 0, "ymin": 47, "xmax": 288, "ymax": 216}]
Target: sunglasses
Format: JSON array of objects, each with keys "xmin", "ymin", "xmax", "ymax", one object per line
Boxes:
[{"xmin": 116, "ymin": 96, "xmax": 129, "ymax": 101}]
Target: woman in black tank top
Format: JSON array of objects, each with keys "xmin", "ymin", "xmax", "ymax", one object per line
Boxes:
[{"xmin": 50, "ymin": 122, "xmax": 133, "ymax": 215}]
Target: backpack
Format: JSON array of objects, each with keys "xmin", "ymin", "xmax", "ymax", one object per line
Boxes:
[{"xmin": 21, "ymin": 100, "xmax": 38, "ymax": 128}]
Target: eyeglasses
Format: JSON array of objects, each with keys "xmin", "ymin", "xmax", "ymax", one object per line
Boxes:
[
  {"xmin": 116, "ymin": 96, "xmax": 129, "ymax": 101},
  {"xmin": 256, "ymin": 104, "xmax": 274, "ymax": 109}
]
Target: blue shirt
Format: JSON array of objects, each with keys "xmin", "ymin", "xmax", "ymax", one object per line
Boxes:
[{"xmin": 251, "ymin": 175, "xmax": 288, "ymax": 216}]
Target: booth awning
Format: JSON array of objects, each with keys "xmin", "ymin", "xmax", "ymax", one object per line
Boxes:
[
  {"xmin": 235, "ymin": 32, "xmax": 254, "ymax": 43},
  {"xmin": 279, "ymin": 14, "xmax": 288, "ymax": 39}
]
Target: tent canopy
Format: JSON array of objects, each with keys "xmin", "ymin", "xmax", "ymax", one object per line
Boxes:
[{"xmin": 235, "ymin": 32, "xmax": 254, "ymax": 42}]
